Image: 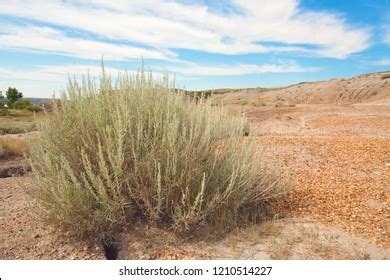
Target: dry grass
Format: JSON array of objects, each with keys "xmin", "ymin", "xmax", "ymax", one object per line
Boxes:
[
  {"xmin": 0, "ymin": 109, "xmax": 47, "ymax": 135},
  {"xmin": 0, "ymin": 136, "xmax": 29, "ymax": 157}
]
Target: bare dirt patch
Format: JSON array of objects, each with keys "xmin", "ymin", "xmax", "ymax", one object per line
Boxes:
[
  {"xmin": 0, "ymin": 176, "xmax": 103, "ymax": 259},
  {"xmin": 261, "ymin": 136, "xmax": 389, "ymax": 247}
]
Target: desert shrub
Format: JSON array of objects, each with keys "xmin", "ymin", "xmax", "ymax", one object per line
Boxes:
[
  {"xmin": 28, "ymin": 69, "xmax": 288, "ymax": 242},
  {"xmin": 13, "ymin": 99, "xmax": 32, "ymax": 110},
  {"xmin": 0, "ymin": 135, "xmax": 29, "ymax": 157},
  {"xmin": 27, "ymin": 104, "xmax": 43, "ymax": 112},
  {"xmin": 381, "ymin": 73, "xmax": 390, "ymax": 80},
  {"xmin": 11, "ymin": 99, "xmax": 43, "ymax": 112}
]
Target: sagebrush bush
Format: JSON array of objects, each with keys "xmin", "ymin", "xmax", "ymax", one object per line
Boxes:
[{"xmin": 28, "ymin": 68, "xmax": 288, "ymax": 242}]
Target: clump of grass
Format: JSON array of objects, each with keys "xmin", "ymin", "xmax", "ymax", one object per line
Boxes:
[
  {"xmin": 250, "ymin": 100, "xmax": 267, "ymax": 107},
  {"xmin": 28, "ymin": 68, "xmax": 288, "ymax": 242},
  {"xmin": 0, "ymin": 136, "xmax": 29, "ymax": 157}
]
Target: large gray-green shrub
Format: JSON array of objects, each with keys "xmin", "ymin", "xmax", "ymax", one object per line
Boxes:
[{"xmin": 28, "ymin": 69, "xmax": 287, "ymax": 241}]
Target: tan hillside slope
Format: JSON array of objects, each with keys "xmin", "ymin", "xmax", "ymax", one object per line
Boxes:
[{"xmin": 213, "ymin": 72, "xmax": 390, "ymax": 105}]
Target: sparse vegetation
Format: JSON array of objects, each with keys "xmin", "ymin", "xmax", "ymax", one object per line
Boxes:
[
  {"xmin": 13, "ymin": 99, "xmax": 43, "ymax": 112},
  {"xmin": 0, "ymin": 136, "xmax": 29, "ymax": 157},
  {"xmin": 0, "ymin": 122, "xmax": 37, "ymax": 135},
  {"xmin": 28, "ymin": 69, "xmax": 288, "ymax": 242},
  {"xmin": 0, "ymin": 109, "xmax": 40, "ymax": 135}
]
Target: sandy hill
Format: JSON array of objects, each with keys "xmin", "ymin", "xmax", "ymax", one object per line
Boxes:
[{"xmin": 212, "ymin": 72, "xmax": 390, "ymax": 106}]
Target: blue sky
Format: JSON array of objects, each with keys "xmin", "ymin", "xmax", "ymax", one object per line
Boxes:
[{"xmin": 0, "ymin": 0, "xmax": 389, "ymax": 98}]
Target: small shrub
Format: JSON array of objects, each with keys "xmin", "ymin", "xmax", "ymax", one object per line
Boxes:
[
  {"xmin": 372, "ymin": 90, "xmax": 378, "ymax": 96},
  {"xmin": 28, "ymin": 68, "xmax": 288, "ymax": 242},
  {"xmin": 0, "ymin": 136, "xmax": 29, "ymax": 157},
  {"xmin": 27, "ymin": 105, "xmax": 43, "ymax": 112},
  {"xmin": 381, "ymin": 73, "xmax": 390, "ymax": 80},
  {"xmin": 11, "ymin": 99, "xmax": 43, "ymax": 112},
  {"xmin": 252, "ymin": 101, "xmax": 267, "ymax": 107},
  {"xmin": 13, "ymin": 99, "xmax": 32, "ymax": 110}
]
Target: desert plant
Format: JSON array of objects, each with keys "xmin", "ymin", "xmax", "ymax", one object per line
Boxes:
[
  {"xmin": 11, "ymin": 99, "xmax": 43, "ymax": 112},
  {"xmin": 0, "ymin": 135, "xmax": 29, "ymax": 157},
  {"xmin": 13, "ymin": 99, "xmax": 32, "ymax": 110},
  {"xmin": 28, "ymin": 68, "xmax": 288, "ymax": 242},
  {"xmin": 381, "ymin": 73, "xmax": 390, "ymax": 80},
  {"xmin": 27, "ymin": 104, "xmax": 43, "ymax": 112}
]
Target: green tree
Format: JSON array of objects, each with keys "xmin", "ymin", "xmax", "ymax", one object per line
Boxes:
[
  {"xmin": 0, "ymin": 92, "xmax": 5, "ymax": 107},
  {"xmin": 6, "ymin": 87, "xmax": 23, "ymax": 108}
]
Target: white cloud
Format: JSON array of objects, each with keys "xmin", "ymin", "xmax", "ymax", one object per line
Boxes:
[
  {"xmin": 372, "ymin": 59, "xmax": 390, "ymax": 66},
  {"xmin": 0, "ymin": 64, "xmax": 131, "ymax": 97},
  {"xmin": 0, "ymin": 0, "xmax": 371, "ymax": 58},
  {"xmin": 171, "ymin": 62, "xmax": 318, "ymax": 76},
  {"xmin": 0, "ymin": 24, "xmax": 175, "ymax": 61},
  {"xmin": 0, "ymin": 64, "xmax": 123, "ymax": 82}
]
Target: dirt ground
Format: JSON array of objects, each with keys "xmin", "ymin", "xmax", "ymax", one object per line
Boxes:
[
  {"xmin": 251, "ymin": 104, "xmax": 389, "ymax": 247},
  {"xmin": 0, "ymin": 102, "xmax": 389, "ymax": 259}
]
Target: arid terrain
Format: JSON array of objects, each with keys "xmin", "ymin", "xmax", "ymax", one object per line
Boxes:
[{"xmin": 1, "ymin": 72, "xmax": 389, "ymax": 259}]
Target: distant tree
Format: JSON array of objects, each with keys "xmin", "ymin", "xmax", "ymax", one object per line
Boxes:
[
  {"xmin": 0, "ymin": 92, "xmax": 4, "ymax": 107},
  {"xmin": 6, "ymin": 87, "xmax": 23, "ymax": 108}
]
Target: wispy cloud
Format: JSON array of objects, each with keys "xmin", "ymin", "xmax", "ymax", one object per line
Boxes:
[
  {"xmin": 0, "ymin": 24, "xmax": 175, "ymax": 61},
  {"xmin": 0, "ymin": 64, "xmax": 161, "ymax": 96},
  {"xmin": 372, "ymin": 59, "xmax": 390, "ymax": 66},
  {"xmin": 0, "ymin": 0, "xmax": 371, "ymax": 58},
  {"xmin": 0, "ymin": 64, "xmax": 124, "ymax": 82},
  {"xmin": 170, "ymin": 62, "xmax": 319, "ymax": 76}
]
